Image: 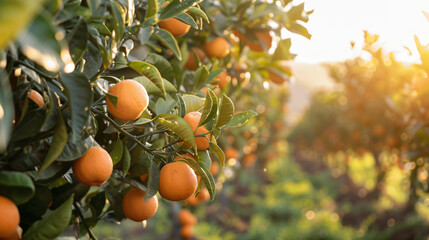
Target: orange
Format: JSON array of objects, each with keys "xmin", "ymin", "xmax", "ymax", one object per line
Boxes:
[
  {"xmin": 179, "ymin": 112, "xmax": 211, "ymax": 150},
  {"xmin": 106, "ymin": 80, "xmax": 149, "ymax": 122},
  {"xmin": 224, "ymin": 147, "xmax": 238, "ymax": 160},
  {"xmin": 204, "ymin": 37, "xmax": 230, "ymax": 58},
  {"xmin": 234, "ymin": 30, "xmax": 272, "ymax": 52},
  {"xmin": 122, "ymin": 188, "xmax": 158, "ymax": 221},
  {"xmin": 185, "ymin": 194, "xmax": 199, "ymax": 206},
  {"xmin": 178, "ymin": 209, "xmax": 197, "ymax": 226},
  {"xmin": 214, "ymin": 71, "xmax": 231, "ymax": 90},
  {"xmin": 1, "ymin": 226, "xmax": 22, "ymax": 240},
  {"xmin": 196, "ymin": 188, "xmax": 210, "ymax": 203},
  {"xmin": 185, "ymin": 48, "xmax": 205, "ymax": 71},
  {"xmin": 72, "ymin": 146, "xmax": 113, "ymax": 186},
  {"xmin": 243, "ymin": 153, "xmax": 257, "ymax": 168},
  {"xmin": 28, "ymin": 90, "xmax": 44, "ymax": 107},
  {"xmin": 268, "ymin": 62, "xmax": 291, "ymax": 84},
  {"xmin": 0, "ymin": 196, "xmax": 20, "ymax": 239},
  {"xmin": 159, "ymin": 161, "xmax": 198, "ymax": 201},
  {"xmin": 158, "ymin": 2, "xmax": 190, "ymax": 38},
  {"xmin": 209, "ymin": 161, "xmax": 219, "ymax": 176},
  {"xmin": 180, "ymin": 225, "xmax": 194, "ymax": 239},
  {"xmin": 140, "ymin": 173, "xmax": 148, "ymax": 182},
  {"xmin": 158, "ymin": 18, "xmax": 191, "ymax": 38}
]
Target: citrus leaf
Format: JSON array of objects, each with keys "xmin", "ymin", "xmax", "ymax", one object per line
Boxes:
[
  {"xmin": 287, "ymin": 22, "xmax": 311, "ymax": 39},
  {"xmin": 174, "ymin": 12, "xmax": 198, "ymax": 29},
  {"xmin": 110, "ymin": 0, "xmax": 125, "ymax": 43},
  {"xmin": 40, "ymin": 113, "xmax": 68, "ymax": 172},
  {"xmin": 0, "ymin": 0, "xmax": 45, "ymax": 50},
  {"xmin": 193, "ymin": 65, "xmax": 209, "ymax": 91},
  {"xmin": 60, "ymin": 71, "xmax": 93, "ymax": 143},
  {"xmin": 0, "ymin": 70, "xmax": 14, "ymax": 153},
  {"xmin": 199, "ymin": 89, "xmax": 218, "ymax": 126},
  {"xmin": 144, "ymin": 154, "xmax": 160, "ymax": 202},
  {"xmin": 197, "ymin": 150, "xmax": 211, "ymax": 170},
  {"xmin": 144, "ymin": 53, "xmax": 174, "ymax": 81},
  {"xmin": 133, "ymin": 76, "xmax": 176, "ymax": 97},
  {"xmin": 187, "ymin": 7, "xmax": 210, "ymax": 23},
  {"xmin": 66, "ymin": 17, "xmax": 88, "ymax": 64},
  {"xmin": 177, "ymin": 94, "xmax": 186, "ymax": 118},
  {"xmin": 273, "ymin": 38, "xmax": 296, "ymax": 61},
  {"xmin": 110, "ymin": 137, "xmax": 123, "ymax": 165},
  {"xmin": 207, "ymin": 68, "xmax": 226, "ymax": 83},
  {"xmin": 153, "ymin": 29, "xmax": 182, "ymax": 60},
  {"xmin": 155, "ymin": 113, "xmax": 197, "ymax": 152},
  {"xmin": 215, "ymin": 94, "xmax": 234, "ymax": 129},
  {"xmin": 57, "ymin": 136, "xmax": 95, "ymax": 161},
  {"xmin": 182, "ymin": 94, "xmax": 205, "ymax": 113},
  {"xmin": 181, "ymin": 158, "xmax": 215, "ymax": 200},
  {"xmin": 209, "ymin": 141, "xmax": 225, "ymax": 167},
  {"xmin": 224, "ymin": 110, "xmax": 258, "ymax": 128},
  {"xmin": 145, "ymin": 0, "xmax": 159, "ymax": 22},
  {"xmin": 159, "ymin": 0, "xmax": 198, "ymax": 20},
  {"xmin": 129, "ymin": 61, "xmax": 166, "ymax": 96},
  {"xmin": 23, "ymin": 194, "xmax": 74, "ymax": 240},
  {"xmin": 121, "ymin": 146, "xmax": 131, "ymax": 176},
  {"xmin": 0, "ymin": 171, "xmax": 35, "ymax": 205}
]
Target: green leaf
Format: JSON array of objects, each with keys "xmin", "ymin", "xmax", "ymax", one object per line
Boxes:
[
  {"xmin": 40, "ymin": 113, "xmax": 68, "ymax": 172},
  {"xmin": 187, "ymin": 7, "xmax": 210, "ymax": 23},
  {"xmin": 0, "ymin": 70, "xmax": 14, "ymax": 153},
  {"xmin": 145, "ymin": 53, "xmax": 175, "ymax": 81},
  {"xmin": 110, "ymin": 0, "xmax": 125, "ymax": 43},
  {"xmin": 177, "ymin": 94, "xmax": 186, "ymax": 117},
  {"xmin": 57, "ymin": 136, "xmax": 95, "ymax": 161},
  {"xmin": 209, "ymin": 141, "xmax": 225, "ymax": 167},
  {"xmin": 60, "ymin": 71, "xmax": 93, "ymax": 143},
  {"xmin": 133, "ymin": 76, "xmax": 176, "ymax": 97},
  {"xmin": 0, "ymin": 0, "xmax": 45, "ymax": 50},
  {"xmin": 224, "ymin": 110, "xmax": 258, "ymax": 128},
  {"xmin": 155, "ymin": 95, "xmax": 177, "ymax": 114},
  {"xmin": 144, "ymin": 154, "xmax": 160, "ymax": 202},
  {"xmin": 197, "ymin": 150, "xmax": 211, "ymax": 170},
  {"xmin": 193, "ymin": 65, "xmax": 209, "ymax": 91},
  {"xmin": 145, "ymin": 0, "xmax": 159, "ymax": 22},
  {"xmin": 153, "ymin": 29, "xmax": 182, "ymax": 60},
  {"xmin": 174, "ymin": 13, "xmax": 198, "ymax": 29},
  {"xmin": 110, "ymin": 137, "xmax": 123, "ymax": 165},
  {"xmin": 23, "ymin": 194, "xmax": 74, "ymax": 240},
  {"xmin": 121, "ymin": 146, "xmax": 131, "ymax": 176},
  {"xmin": 287, "ymin": 23, "xmax": 311, "ymax": 39},
  {"xmin": 199, "ymin": 89, "xmax": 218, "ymax": 126},
  {"xmin": 215, "ymin": 94, "xmax": 234, "ymax": 128},
  {"xmin": 207, "ymin": 68, "xmax": 225, "ymax": 83},
  {"xmin": 0, "ymin": 171, "xmax": 35, "ymax": 205},
  {"xmin": 67, "ymin": 17, "xmax": 88, "ymax": 64},
  {"xmin": 272, "ymin": 38, "xmax": 297, "ymax": 61},
  {"xmin": 155, "ymin": 113, "xmax": 197, "ymax": 152},
  {"xmin": 182, "ymin": 94, "xmax": 205, "ymax": 114},
  {"xmin": 159, "ymin": 0, "xmax": 198, "ymax": 20},
  {"xmin": 287, "ymin": 3, "xmax": 310, "ymax": 22},
  {"xmin": 181, "ymin": 158, "xmax": 215, "ymax": 200},
  {"xmin": 106, "ymin": 93, "xmax": 118, "ymax": 108},
  {"xmin": 140, "ymin": 26, "xmax": 154, "ymax": 45},
  {"xmin": 129, "ymin": 61, "xmax": 166, "ymax": 97}
]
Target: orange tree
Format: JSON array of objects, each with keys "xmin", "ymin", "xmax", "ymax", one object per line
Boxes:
[
  {"xmin": 288, "ymin": 32, "xmax": 429, "ymax": 238},
  {"xmin": 0, "ymin": 0, "xmax": 310, "ymax": 239}
]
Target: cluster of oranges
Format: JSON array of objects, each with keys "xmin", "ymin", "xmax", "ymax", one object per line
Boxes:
[{"xmin": 178, "ymin": 209, "xmax": 198, "ymax": 239}]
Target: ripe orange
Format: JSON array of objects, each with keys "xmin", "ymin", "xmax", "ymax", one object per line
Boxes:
[
  {"xmin": 178, "ymin": 209, "xmax": 197, "ymax": 226},
  {"xmin": 268, "ymin": 62, "xmax": 291, "ymax": 84},
  {"xmin": 1, "ymin": 226, "xmax": 22, "ymax": 240},
  {"xmin": 72, "ymin": 146, "xmax": 113, "ymax": 186},
  {"xmin": 159, "ymin": 161, "xmax": 198, "ymax": 201},
  {"xmin": 185, "ymin": 48, "xmax": 205, "ymax": 71},
  {"xmin": 28, "ymin": 90, "xmax": 44, "ymax": 107},
  {"xmin": 209, "ymin": 161, "xmax": 219, "ymax": 176},
  {"xmin": 0, "ymin": 196, "xmax": 20, "ymax": 239},
  {"xmin": 196, "ymin": 188, "xmax": 210, "ymax": 203},
  {"xmin": 106, "ymin": 80, "xmax": 149, "ymax": 122},
  {"xmin": 214, "ymin": 71, "xmax": 231, "ymax": 90},
  {"xmin": 185, "ymin": 194, "xmax": 199, "ymax": 206},
  {"xmin": 140, "ymin": 173, "xmax": 149, "ymax": 182},
  {"xmin": 180, "ymin": 112, "xmax": 211, "ymax": 150},
  {"xmin": 224, "ymin": 147, "xmax": 238, "ymax": 160},
  {"xmin": 234, "ymin": 30, "xmax": 272, "ymax": 52},
  {"xmin": 243, "ymin": 153, "xmax": 257, "ymax": 168},
  {"xmin": 204, "ymin": 37, "xmax": 230, "ymax": 58},
  {"xmin": 122, "ymin": 188, "xmax": 158, "ymax": 221},
  {"xmin": 180, "ymin": 225, "xmax": 194, "ymax": 239},
  {"xmin": 158, "ymin": 2, "xmax": 190, "ymax": 38}
]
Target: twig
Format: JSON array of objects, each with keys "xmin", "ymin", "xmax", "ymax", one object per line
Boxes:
[{"xmin": 73, "ymin": 202, "xmax": 98, "ymax": 240}]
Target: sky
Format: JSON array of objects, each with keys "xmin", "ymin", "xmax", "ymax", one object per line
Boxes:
[{"xmin": 286, "ymin": 0, "xmax": 429, "ymax": 63}]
